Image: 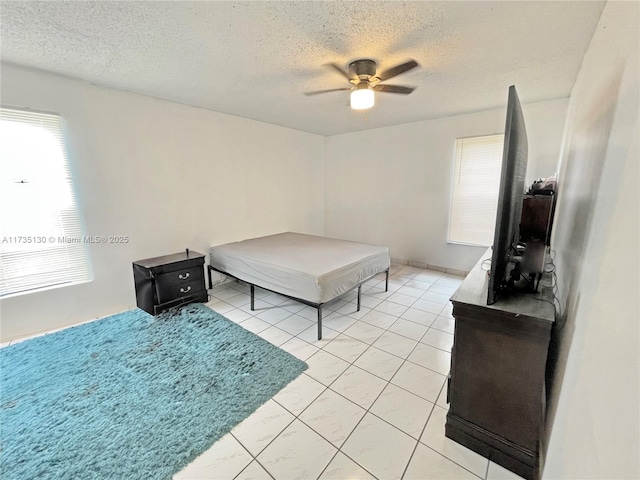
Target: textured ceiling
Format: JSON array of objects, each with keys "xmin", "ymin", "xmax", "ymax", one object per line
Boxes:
[{"xmin": 1, "ymin": 1, "xmax": 605, "ymax": 136}]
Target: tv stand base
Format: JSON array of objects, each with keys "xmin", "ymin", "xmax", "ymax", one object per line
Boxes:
[{"xmin": 445, "ymin": 413, "xmax": 539, "ymax": 480}]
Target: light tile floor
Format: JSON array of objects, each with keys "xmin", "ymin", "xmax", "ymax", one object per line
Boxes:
[{"xmin": 176, "ymin": 263, "xmax": 524, "ymax": 480}]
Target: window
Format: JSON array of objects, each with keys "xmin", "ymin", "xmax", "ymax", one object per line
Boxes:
[
  {"xmin": 448, "ymin": 134, "xmax": 504, "ymax": 246},
  {"xmin": 0, "ymin": 107, "xmax": 91, "ymax": 297}
]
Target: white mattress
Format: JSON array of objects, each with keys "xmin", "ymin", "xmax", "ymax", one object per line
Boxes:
[{"xmin": 209, "ymin": 232, "xmax": 390, "ymax": 304}]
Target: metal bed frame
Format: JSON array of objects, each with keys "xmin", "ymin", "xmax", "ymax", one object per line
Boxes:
[{"xmin": 208, "ymin": 264, "xmax": 389, "ymax": 340}]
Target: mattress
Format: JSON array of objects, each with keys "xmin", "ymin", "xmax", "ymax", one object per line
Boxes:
[{"xmin": 209, "ymin": 232, "xmax": 390, "ymax": 304}]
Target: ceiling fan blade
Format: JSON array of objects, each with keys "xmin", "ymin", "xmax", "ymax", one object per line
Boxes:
[
  {"xmin": 304, "ymin": 87, "xmax": 352, "ymax": 96},
  {"xmin": 325, "ymin": 63, "xmax": 353, "ymax": 81},
  {"xmin": 372, "ymin": 84, "xmax": 415, "ymax": 95},
  {"xmin": 376, "ymin": 60, "xmax": 419, "ymax": 82}
]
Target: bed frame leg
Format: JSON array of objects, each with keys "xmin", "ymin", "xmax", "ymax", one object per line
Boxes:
[
  {"xmin": 357, "ymin": 285, "xmax": 362, "ymax": 312},
  {"xmin": 317, "ymin": 307, "xmax": 323, "ymax": 340},
  {"xmin": 250, "ymin": 284, "xmax": 255, "ymax": 311},
  {"xmin": 385, "ymin": 268, "xmax": 389, "ymax": 292}
]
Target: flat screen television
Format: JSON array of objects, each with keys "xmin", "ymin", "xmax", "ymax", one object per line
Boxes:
[{"xmin": 487, "ymin": 85, "xmax": 528, "ymax": 305}]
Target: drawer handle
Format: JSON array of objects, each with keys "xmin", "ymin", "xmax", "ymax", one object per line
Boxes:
[
  {"xmin": 180, "ymin": 286, "xmax": 192, "ymax": 294},
  {"xmin": 178, "ymin": 272, "xmax": 190, "ymax": 280}
]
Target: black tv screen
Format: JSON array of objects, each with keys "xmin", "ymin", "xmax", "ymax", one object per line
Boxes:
[{"xmin": 487, "ymin": 86, "xmax": 528, "ymax": 305}]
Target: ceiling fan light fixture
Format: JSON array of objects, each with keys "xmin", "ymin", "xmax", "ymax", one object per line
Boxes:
[{"xmin": 350, "ymin": 84, "xmax": 374, "ymax": 110}]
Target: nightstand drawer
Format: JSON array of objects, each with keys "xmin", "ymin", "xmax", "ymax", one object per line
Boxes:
[
  {"xmin": 156, "ymin": 277, "xmax": 205, "ymax": 304},
  {"xmin": 155, "ymin": 266, "xmax": 204, "ymax": 288}
]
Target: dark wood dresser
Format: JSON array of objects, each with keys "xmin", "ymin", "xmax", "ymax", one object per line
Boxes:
[
  {"xmin": 133, "ymin": 250, "xmax": 208, "ymax": 315},
  {"xmin": 445, "ymin": 249, "xmax": 555, "ymax": 480}
]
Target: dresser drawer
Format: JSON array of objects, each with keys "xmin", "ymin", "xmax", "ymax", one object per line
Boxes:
[
  {"xmin": 155, "ymin": 266, "xmax": 203, "ymax": 287},
  {"xmin": 150, "ymin": 257, "xmax": 205, "ymax": 275},
  {"xmin": 156, "ymin": 277, "xmax": 205, "ymax": 304}
]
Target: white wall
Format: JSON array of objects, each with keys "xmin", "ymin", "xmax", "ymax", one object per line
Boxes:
[
  {"xmin": 324, "ymin": 98, "xmax": 568, "ymax": 271},
  {"xmin": 543, "ymin": 2, "xmax": 639, "ymax": 478},
  {"xmin": 0, "ymin": 63, "xmax": 325, "ymax": 342}
]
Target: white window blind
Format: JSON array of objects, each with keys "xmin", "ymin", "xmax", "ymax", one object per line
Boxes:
[
  {"xmin": 448, "ymin": 134, "xmax": 505, "ymax": 246},
  {"xmin": 0, "ymin": 107, "xmax": 91, "ymax": 297}
]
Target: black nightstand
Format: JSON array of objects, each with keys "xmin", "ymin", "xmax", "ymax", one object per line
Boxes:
[{"xmin": 133, "ymin": 249, "xmax": 208, "ymax": 315}]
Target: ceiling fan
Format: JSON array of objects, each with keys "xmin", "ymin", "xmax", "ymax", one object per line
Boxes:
[{"xmin": 304, "ymin": 59, "xmax": 419, "ymax": 110}]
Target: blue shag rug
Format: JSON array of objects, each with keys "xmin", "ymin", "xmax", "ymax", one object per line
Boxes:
[{"xmin": 0, "ymin": 303, "xmax": 307, "ymax": 479}]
